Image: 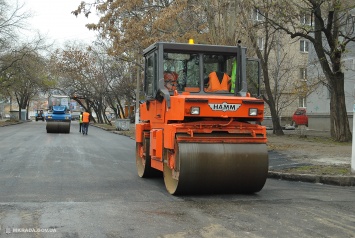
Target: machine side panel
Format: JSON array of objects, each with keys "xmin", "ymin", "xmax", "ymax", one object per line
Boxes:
[
  {"xmin": 165, "ymin": 97, "xmax": 185, "ymax": 121},
  {"xmin": 150, "ymin": 129, "xmax": 164, "ymax": 171}
]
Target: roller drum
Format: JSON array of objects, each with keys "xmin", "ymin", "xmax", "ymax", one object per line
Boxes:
[
  {"xmin": 164, "ymin": 143, "xmax": 268, "ymax": 195},
  {"xmin": 46, "ymin": 121, "xmax": 71, "ymax": 133}
]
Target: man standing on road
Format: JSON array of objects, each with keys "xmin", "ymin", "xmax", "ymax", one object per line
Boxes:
[
  {"xmin": 82, "ymin": 110, "xmax": 90, "ymax": 135},
  {"xmin": 79, "ymin": 112, "xmax": 83, "ymax": 133}
]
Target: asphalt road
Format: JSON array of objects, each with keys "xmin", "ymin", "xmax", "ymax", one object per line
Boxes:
[{"xmin": 0, "ymin": 121, "xmax": 354, "ymax": 238}]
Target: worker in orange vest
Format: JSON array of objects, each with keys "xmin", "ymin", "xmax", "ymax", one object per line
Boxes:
[
  {"xmin": 82, "ymin": 110, "xmax": 90, "ymax": 135},
  {"xmin": 205, "ymin": 71, "xmax": 231, "ymax": 92}
]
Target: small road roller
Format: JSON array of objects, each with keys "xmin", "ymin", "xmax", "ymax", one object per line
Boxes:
[
  {"xmin": 136, "ymin": 41, "xmax": 268, "ymax": 195},
  {"xmin": 45, "ymin": 95, "xmax": 72, "ymax": 133}
]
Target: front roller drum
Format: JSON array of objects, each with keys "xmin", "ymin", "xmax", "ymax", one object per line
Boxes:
[
  {"xmin": 164, "ymin": 143, "xmax": 268, "ymax": 195},
  {"xmin": 46, "ymin": 121, "xmax": 71, "ymax": 133}
]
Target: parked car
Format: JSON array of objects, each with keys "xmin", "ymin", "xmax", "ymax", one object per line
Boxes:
[{"xmin": 292, "ymin": 108, "xmax": 308, "ymax": 127}]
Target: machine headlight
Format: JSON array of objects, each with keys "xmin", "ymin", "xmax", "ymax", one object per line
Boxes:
[
  {"xmin": 249, "ymin": 108, "xmax": 258, "ymax": 116},
  {"xmin": 190, "ymin": 107, "xmax": 200, "ymax": 115}
]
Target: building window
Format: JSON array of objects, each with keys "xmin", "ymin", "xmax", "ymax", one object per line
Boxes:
[
  {"xmin": 257, "ymin": 37, "xmax": 264, "ymax": 50},
  {"xmin": 252, "ymin": 8, "xmax": 264, "ymax": 22},
  {"xmin": 300, "ymin": 40, "xmax": 309, "ymax": 53},
  {"xmin": 300, "ymin": 13, "xmax": 312, "ymax": 25},
  {"xmin": 299, "ymin": 68, "xmax": 307, "ymax": 80},
  {"xmin": 299, "ymin": 96, "xmax": 307, "ymax": 108}
]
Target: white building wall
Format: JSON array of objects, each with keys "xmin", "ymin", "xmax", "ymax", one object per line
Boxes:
[{"xmin": 307, "ymin": 42, "xmax": 355, "ymax": 131}]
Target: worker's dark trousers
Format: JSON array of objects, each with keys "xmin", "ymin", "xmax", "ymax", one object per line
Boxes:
[{"xmin": 82, "ymin": 123, "xmax": 89, "ymax": 135}]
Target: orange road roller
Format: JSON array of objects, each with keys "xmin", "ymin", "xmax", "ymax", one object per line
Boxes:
[{"xmin": 136, "ymin": 41, "xmax": 268, "ymax": 195}]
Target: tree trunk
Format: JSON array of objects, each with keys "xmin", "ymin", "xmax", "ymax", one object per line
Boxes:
[
  {"xmin": 262, "ymin": 66, "xmax": 284, "ymax": 135},
  {"xmin": 329, "ymin": 73, "xmax": 352, "ymax": 142},
  {"xmin": 269, "ymin": 103, "xmax": 284, "ymax": 135}
]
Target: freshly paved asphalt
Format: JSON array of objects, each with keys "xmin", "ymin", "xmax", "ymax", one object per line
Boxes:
[
  {"xmin": 2, "ymin": 120, "xmax": 354, "ymax": 187},
  {"xmin": 0, "ymin": 121, "xmax": 354, "ymax": 237}
]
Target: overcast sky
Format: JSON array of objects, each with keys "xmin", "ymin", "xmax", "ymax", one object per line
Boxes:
[{"xmin": 20, "ymin": 0, "xmax": 98, "ymax": 47}]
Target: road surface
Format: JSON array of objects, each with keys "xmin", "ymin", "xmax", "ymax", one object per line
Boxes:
[{"xmin": 0, "ymin": 121, "xmax": 354, "ymax": 237}]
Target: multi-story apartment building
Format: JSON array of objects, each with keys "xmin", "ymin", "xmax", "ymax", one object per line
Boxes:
[
  {"xmin": 251, "ymin": 5, "xmax": 355, "ymax": 134},
  {"xmin": 250, "ymin": 8, "xmax": 311, "ymax": 126}
]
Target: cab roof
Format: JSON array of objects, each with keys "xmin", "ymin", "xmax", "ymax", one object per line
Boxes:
[{"xmin": 143, "ymin": 42, "xmax": 245, "ymax": 56}]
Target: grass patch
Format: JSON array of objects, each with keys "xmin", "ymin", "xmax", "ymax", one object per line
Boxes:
[{"xmin": 280, "ymin": 165, "xmax": 351, "ymax": 176}]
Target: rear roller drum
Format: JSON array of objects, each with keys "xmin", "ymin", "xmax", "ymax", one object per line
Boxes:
[
  {"xmin": 164, "ymin": 142, "xmax": 269, "ymax": 195},
  {"xmin": 136, "ymin": 137, "xmax": 161, "ymax": 178}
]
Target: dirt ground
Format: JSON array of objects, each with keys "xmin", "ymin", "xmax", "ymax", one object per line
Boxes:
[
  {"xmin": 267, "ymin": 130, "xmax": 352, "ymax": 175},
  {"xmin": 267, "ymin": 132, "xmax": 351, "ymax": 165}
]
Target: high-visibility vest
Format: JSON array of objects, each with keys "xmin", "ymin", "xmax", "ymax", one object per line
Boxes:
[
  {"xmin": 82, "ymin": 112, "xmax": 90, "ymax": 123},
  {"xmin": 206, "ymin": 71, "xmax": 230, "ymax": 92},
  {"xmin": 79, "ymin": 114, "xmax": 83, "ymax": 123}
]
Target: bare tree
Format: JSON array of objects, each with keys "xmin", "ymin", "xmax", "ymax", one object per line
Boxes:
[
  {"xmin": 236, "ymin": 1, "xmax": 307, "ymax": 135},
  {"xmin": 2, "ymin": 48, "xmax": 49, "ymax": 120},
  {"xmin": 49, "ymin": 43, "xmax": 136, "ymax": 124},
  {"xmin": 260, "ymin": 0, "xmax": 355, "ymax": 142},
  {"xmin": 0, "ymin": 0, "xmax": 28, "ymax": 75},
  {"xmin": 0, "ymin": 0, "xmax": 30, "ymax": 49}
]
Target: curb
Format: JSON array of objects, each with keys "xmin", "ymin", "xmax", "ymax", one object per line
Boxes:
[
  {"xmin": 92, "ymin": 124, "xmax": 135, "ymax": 139},
  {"xmin": 268, "ymin": 171, "xmax": 355, "ymax": 186}
]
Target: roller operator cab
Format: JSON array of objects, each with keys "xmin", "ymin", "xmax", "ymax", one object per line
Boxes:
[
  {"xmin": 46, "ymin": 95, "xmax": 72, "ymax": 133},
  {"xmin": 136, "ymin": 42, "xmax": 268, "ymax": 195}
]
